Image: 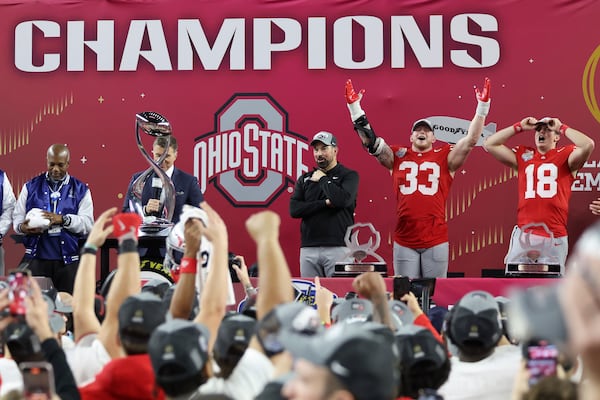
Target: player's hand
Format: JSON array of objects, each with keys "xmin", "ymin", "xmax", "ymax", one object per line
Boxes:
[
  {"xmin": 345, "ymin": 79, "xmax": 365, "ymax": 104},
  {"xmin": 475, "ymin": 77, "xmax": 491, "ymax": 102},
  {"xmin": 521, "ymin": 117, "xmax": 537, "ymax": 131},
  {"xmin": 548, "ymin": 118, "xmax": 563, "ymax": 132},
  {"xmin": 590, "ymin": 198, "xmax": 600, "ymax": 216}
]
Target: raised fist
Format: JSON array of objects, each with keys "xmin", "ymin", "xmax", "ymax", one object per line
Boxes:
[
  {"xmin": 475, "ymin": 77, "xmax": 491, "ymax": 102},
  {"xmin": 345, "ymin": 79, "xmax": 365, "ymax": 104}
]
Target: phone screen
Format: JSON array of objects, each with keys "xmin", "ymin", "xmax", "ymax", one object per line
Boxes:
[
  {"xmin": 393, "ymin": 277, "xmax": 411, "ymax": 300},
  {"xmin": 20, "ymin": 362, "xmax": 55, "ymax": 400},
  {"xmin": 526, "ymin": 343, "xmax": 558, "ymax": 386}
]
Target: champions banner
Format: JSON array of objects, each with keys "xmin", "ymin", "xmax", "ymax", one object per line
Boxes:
[{"xmin": 1, "ymin": 0, "xmax": 600, "ymax": 276}]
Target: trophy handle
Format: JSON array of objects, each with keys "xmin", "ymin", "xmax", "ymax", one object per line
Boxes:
[{"xmin": 129, "ymin": 112, "xmax": 177, "ymax": 223}]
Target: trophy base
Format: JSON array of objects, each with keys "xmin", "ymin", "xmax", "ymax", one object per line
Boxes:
[
  {"xmin": 505, "ymin": 263, "xmax": 562, "ymax": 278},
  {"xmin": 139, "ymin": 223, "xmax": 173, "ymax": 237},
  {"xmin": 333, "ymin": 262, "xmax": 388, "ymax": 277}
]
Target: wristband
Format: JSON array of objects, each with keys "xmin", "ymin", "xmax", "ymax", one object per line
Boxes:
[
  {"xmin": 81, "ymin": 243, "xmax": 98, "ymax": 256},
  {"xmin": 513, "ymin": 122, "xmax": 523, "ymax": 133},
  {"xmin": 180, "ymin": 257, "xmax": 198, "ymax": 274},
  {"xmin": 118, "ymin": 238, "xmax": 138, "ymax": 254},
  {"xmin": 559, "ymin": 124, "xmax": 569, "ymax": 135}
]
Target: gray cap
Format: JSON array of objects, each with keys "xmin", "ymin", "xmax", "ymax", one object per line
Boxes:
[
  {"xmin": 411, "ymin": 119, "xmax": 434, "ymax": 132},
  {"xmin": 310, "ymin": 131, "xmax": 337, "ymax": 147}
]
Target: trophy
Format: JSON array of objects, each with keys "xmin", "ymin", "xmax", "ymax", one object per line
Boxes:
[
  {"xmin": 334, "ymin": 222, "xmax": 388, "ymax": 277},
  {"xmin": 128, "ymin": 111, "xmax": 176, "ymax": 235}
]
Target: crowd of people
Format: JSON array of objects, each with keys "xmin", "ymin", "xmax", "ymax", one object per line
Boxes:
[
  {"xmin": 0, "ymin": 202, "xmax": 599, "ymax": 399},
  {"xmin": 0, "ymin": 75, "xmax": 599, "ymax": 399}
]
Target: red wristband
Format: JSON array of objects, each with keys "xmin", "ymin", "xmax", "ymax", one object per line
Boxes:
[
  {"xmin": 513, "ymin": 122, "xmax": 523, "ymax": 133},
  {"xmin": 559, "ymin": 124, "xmax": 569, "ymax": 135},
  {"xmin": 180, "ymin": 257, "xmax": 197, "ymax": 274}
]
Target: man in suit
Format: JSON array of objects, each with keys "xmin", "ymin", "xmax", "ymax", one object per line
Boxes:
[{"xmin": 123, "ymin": 136, "xmax": 205, "ymax": 224}]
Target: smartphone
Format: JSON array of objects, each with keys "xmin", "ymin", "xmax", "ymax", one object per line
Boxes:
[
  {"xmin": 525, "ymin": 341, "xmax": 558, "ymax": 386},
  {"xmin": 20, "ymin": 361, "xmax": 55, "ymax": 400},
  {"xmin": 8, "ymin": 271, "xmax": 32, "ymax": 316},
  {"xmin": 393, "ymin": 276, "xmax": 411, "ymax": 301}
]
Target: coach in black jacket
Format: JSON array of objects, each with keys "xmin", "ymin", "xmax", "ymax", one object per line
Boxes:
[{"xmin": 290, "ymin": 131, "xmax": 359, "ymax": 277}]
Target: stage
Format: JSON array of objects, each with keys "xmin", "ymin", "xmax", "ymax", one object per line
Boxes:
[{"xmin": 231, "ymin": 277, "xmax": 558, "ymax": 309}]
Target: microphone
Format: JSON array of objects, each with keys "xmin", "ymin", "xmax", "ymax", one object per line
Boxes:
[
  {"xmin": 150, "ymin": 177, "xmax": 163, "ymax": 217},
  {"xmin": 151, "ymin": 177, "xmax": 163, "ymax": 200}
]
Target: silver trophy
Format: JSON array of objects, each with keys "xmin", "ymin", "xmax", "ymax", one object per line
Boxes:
[
  {"xmin": 334, "ymin": 222, "xmax": 388, "ymax": 277},
  {"xmin": 128, "ymin": 111, "xmax": 176, "ymax": 235}
]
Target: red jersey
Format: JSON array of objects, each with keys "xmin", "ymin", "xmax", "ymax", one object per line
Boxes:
[
  {"xmin": 390, "ymin": 144, "xmax": 453, "ymax": 248},
  {"xmin": 514, "ymin": 145, "xmax": 575, "ymax": 237}
]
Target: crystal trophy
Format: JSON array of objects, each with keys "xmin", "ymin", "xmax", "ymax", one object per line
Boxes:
[{"xmin": 128, "ymin": 111, "xmax": 176, "ymax": 235}]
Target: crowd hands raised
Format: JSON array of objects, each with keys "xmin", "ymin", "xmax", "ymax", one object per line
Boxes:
[
  {"xmin": 0, "ymin": 79, "xmax": 599, "ymax": 400},
  {"xmin": 1, "ymin": 200, "xmax": 599, "ymax": 400}
]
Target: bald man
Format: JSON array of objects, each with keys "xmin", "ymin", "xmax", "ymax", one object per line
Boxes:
[{"xmin": 13, "ymin": 144, "xmax": 94, "ymax": 292}]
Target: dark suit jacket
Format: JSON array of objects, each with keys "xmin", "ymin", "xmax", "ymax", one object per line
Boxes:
[{"xmin": 123, "ymin": 167, "xmax": 204, "ymax": 223}]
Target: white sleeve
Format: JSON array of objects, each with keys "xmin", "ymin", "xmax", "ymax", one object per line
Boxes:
[
  {"xmin": 0, "ymin": 175, "xmax": 16, "ymax": 237},
  {"xmin": 12, "ymin": 184, "xmax": 28, "ymax": 234},
  {"xmin": 65, "ymin": 189, "xmax": 94, "ymax": 235}
]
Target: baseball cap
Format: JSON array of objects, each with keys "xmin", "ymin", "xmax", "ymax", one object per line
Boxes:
[
  {"xmin": 310, "ymin": 131, "xmax": 337, "ymax": 147},
  {"xmin": 388, "ymin": 300, "xmax": 415, "ymax": 330},
  {"xmin": 281, "ymin": 322, "xmax": 397, "ymax": 400},
  {"xmin": 448, "ymin": 290, "xmax": 502, "ymax": 351},
  {"xmin": 256, "ymin": 302, "xmax": 324, "ymax": 356},
  {"xmin": 141, "ymin": 278, "xmax": 172, "ymax": 299},
  {"xmin": 331, "ymin": 298, "xmax": 373, "ymax": 324},
  {"xmin": 395, "ymin": 325, "xmax": 448, "ymax": 370},
  {"xmin": 161, "ymin": 284, "xmax": 199, "ymax": 320},
  {"xmin": 412, "ymin": 119, "xmax": 434, "ymax": 132},
  {"xmin": 213, "ymin": 313, "xmax": 257, "ymax": 361},
  {"xmin": 149, "ymin": 319, "xmax": 210, "ymax": 397},
  {"xmin": 118, "ymin": 292, "xmax": 166, "ymax": 347}
]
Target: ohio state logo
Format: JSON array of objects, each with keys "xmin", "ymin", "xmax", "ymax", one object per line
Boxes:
[{"xmin": 194, "ymin": 93, "xmax": 309, "ymax": 207}]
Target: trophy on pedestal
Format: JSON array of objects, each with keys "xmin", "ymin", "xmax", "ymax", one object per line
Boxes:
[
  {"xmin": 334, "ymin": 222, "xmax": 388, "ymax": 277},
  {"xmin": 128, "ymin": 111, "xmax": 176, "ymax": 235}
]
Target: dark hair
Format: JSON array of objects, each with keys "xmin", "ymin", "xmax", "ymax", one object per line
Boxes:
[
  {"xmin": 154, "ymin": 136, "xmax": 178, "ymax": 151},
  {"xmin": 524, "ymin": 376, "xmax": 578, "ymax": 400},
  {"xmin": 400, "ymin": 358, "xmax": 451, "ymax": 398}
]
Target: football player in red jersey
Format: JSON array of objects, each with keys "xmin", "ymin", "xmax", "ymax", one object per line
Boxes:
[
  {"xmin": 484, "ymin": 117, "xmax": 594, "ymax": 274},
  {"xmin": 345, "ymin": 78, "xmax": 491, "ymax": 278}
]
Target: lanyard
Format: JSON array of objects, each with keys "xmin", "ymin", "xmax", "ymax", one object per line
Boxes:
[{"xmin": 48, "ymin": 180, "xmax": 66, "ymax": 213}]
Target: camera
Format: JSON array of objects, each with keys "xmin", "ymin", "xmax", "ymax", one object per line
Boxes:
[{"xmin": 228, "ymin": 252, "xmax": 241, "ymax": 268}]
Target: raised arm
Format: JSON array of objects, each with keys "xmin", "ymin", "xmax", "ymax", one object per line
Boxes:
[
  {"xmin": 345, "ymin": 79, "xmax": 394, "ymax": 169},
  {"xmin": 448, "ymin": 78, "xmax": 491, "ymax": 172},
  {"xmin": 72, "ymin": 207, "xmax": 116, "ymax": 343},
  {"xmin": 550, "ymin": 118, "xmax": 595, "ymax": 173},
  {"xmin": 97, "ymin": 212, "xmax": 143, "ymax": 358},
  {"xmin": 484, "ymin": 117, "xmax": 538, "ymax": 170},
  {"xmin": 193, "ymin": 203, "xmax": 230, "ymax": 353}
]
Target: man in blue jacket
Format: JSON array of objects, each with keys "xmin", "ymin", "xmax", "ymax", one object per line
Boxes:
[{"xmin": 13, "ymin": 143, "xmax": 94, "ymax": 292}]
